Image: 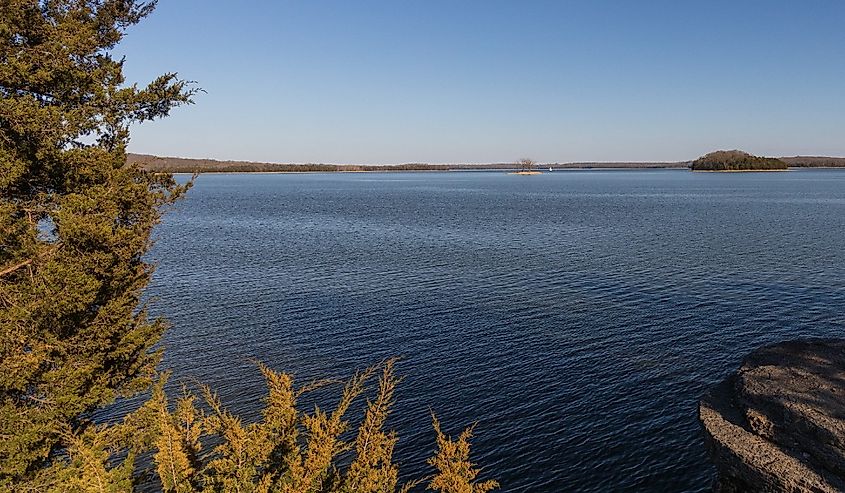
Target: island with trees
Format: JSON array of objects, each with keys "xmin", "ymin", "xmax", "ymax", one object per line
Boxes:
[
  {"xmin": 508, "ymin": 158, "xmax": 542, "ymax": 175},
  {"xmin": 691, "ymin": 150, "xmax": 789, "ymax": 172}
]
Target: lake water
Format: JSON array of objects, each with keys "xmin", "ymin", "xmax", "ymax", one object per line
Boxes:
[{"xmin": 146, "ymin": 169, "xmax": 845, "ymax": 492}]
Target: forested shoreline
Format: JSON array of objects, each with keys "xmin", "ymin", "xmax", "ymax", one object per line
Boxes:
[
  {"xmin": 128, "ymin": 153, "xmax": 845, "ymax": 173},
  {"xmin": 691, "ymin": 150, "xmax": 789, "ymax": 171},
  {"xmin": 127, "ymin": 153, "xmax": 688, "ymax": 173}
]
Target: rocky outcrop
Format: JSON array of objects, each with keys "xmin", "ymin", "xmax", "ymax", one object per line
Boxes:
[{"xmin": 700, "ymin": 339, "xmax": 845, "ymax": 492}]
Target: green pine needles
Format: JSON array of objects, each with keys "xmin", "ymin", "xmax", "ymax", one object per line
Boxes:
[
  {"xmin": 0, "ymin": 2, "xmax": 497, "ymax": 491},
  {"xmin": 1, "ymin": 0, "xmax": 196, "ymax": 484}
]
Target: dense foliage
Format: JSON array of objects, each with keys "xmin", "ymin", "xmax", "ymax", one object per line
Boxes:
[
  {"xmin": 690, "ymin": 150, "xmax": 788, "ymax": 171},
  {"xmin": 1, "ymin": 2, "xmax": 497, "ymax": 492},
  {"xmin": 780, "ymin": 156, "xmax": 845, "ymax": 167},
  {"xmin": 1, "ymin": 0, "xmax": 195, "ymax": 485}
]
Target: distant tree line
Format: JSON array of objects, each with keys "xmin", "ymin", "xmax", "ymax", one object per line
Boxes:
[
  {"xmin": 128, "ymin": 154, "xmax": 475, "ymax": 173},
  {"xmin": 129, "ymin": 152, "xmax": 845, "ymax": 174},
  {"xmin": 780, "ymin": 156, "xmax": 845, "ymax": 167},
  {"xmin": 690, "ymin": 150, "xmax": 789, "ymax": 171},
  {"xmin": 127, "ymin": 154, "xmax": 692, "ymax": 173}
]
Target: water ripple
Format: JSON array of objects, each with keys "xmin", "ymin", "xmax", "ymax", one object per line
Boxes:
[{"xmin": 129, "ymin": 170, "xmax": 845, "ymax": 492}]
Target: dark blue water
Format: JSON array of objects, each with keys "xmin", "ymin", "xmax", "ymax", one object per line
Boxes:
[{"xmin": 146, "ymin": 169, "xmax": 845, "ymax": 492}]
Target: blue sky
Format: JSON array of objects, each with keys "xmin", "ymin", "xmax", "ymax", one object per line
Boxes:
[{"xmin": 119, "ymin": 1, "xmax": 845, "ymax": 164}]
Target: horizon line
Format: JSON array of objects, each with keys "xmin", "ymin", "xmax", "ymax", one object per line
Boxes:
[{"xmin": 127, "ymin": 151, "xmax": 845, "ymax": 167}]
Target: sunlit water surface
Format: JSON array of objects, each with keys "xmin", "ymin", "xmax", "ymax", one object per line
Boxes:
[{"xmin": 140, "ymin": 169, "xmax": 845, "ymax": 492}]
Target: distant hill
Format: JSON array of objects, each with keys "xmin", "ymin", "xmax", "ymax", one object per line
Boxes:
[
  {"xmin": 126, "ymin": 153, "xmax": 687, "ymax": 173},
  {"xmin": 691, "ymin": 150, "xmax": 788, "ymax": 171}
]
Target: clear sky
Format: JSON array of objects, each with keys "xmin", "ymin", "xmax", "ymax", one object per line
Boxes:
[{"xmin": 118, "ymin": 1, "xmax": 845, "ymax": 164}]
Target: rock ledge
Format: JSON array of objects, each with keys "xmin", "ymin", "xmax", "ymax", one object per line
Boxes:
[{"xmin": 700, "ymin": 339, "xmax": 845, "ymax": 492}]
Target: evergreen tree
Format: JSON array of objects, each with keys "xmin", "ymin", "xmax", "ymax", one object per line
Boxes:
[
  {"xmin": 0, "ymin": 0, "xmax": 196, "ymax": 485},
  {"xmin": 0, "ymin": 3, "xmax": 498, "ymax": 491}
]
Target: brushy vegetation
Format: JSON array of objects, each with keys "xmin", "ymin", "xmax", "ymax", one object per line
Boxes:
[
  {"xmin": 4, "ymin": 358, "xmax": 498, "ymax": 492},
  {"xmin": 0, "ymin": 1, "xmax": 497, "ymax": 492},
  {"xmin": 690, "ymin": 150, "xmax": 788, "ymax": 171}
]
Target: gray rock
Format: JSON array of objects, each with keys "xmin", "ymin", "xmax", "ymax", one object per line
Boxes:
[{"xmin": 700, "ymin": 339, "xmax": 845, "ymax": 492}]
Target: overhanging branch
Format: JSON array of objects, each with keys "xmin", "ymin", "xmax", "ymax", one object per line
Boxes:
[{"xmin": 0, "ymin": 243, "xmax": 63, "ymax": 278}]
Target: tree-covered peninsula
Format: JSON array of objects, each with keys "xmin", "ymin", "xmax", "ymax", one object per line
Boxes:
[{"xmin": 691, "ymin": 150, "xmax": 789, "ymax": 171}]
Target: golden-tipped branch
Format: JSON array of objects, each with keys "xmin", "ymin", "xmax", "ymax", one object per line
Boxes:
[
  {"xmin": 10, "ymin": 361, "xmax": 498, "ymax": 492},
  {"xmin": 428, "ymin": 415, "xmax": 499, "ymax": 493}
]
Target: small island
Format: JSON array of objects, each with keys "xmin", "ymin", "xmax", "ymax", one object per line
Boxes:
[
  {"xmin": 691, "ymin": 150, "xmax": 789, "ymax": 172},
  {"xmin": 508, "ymin": 158, "xmax": 543, "ymax": 175}
]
